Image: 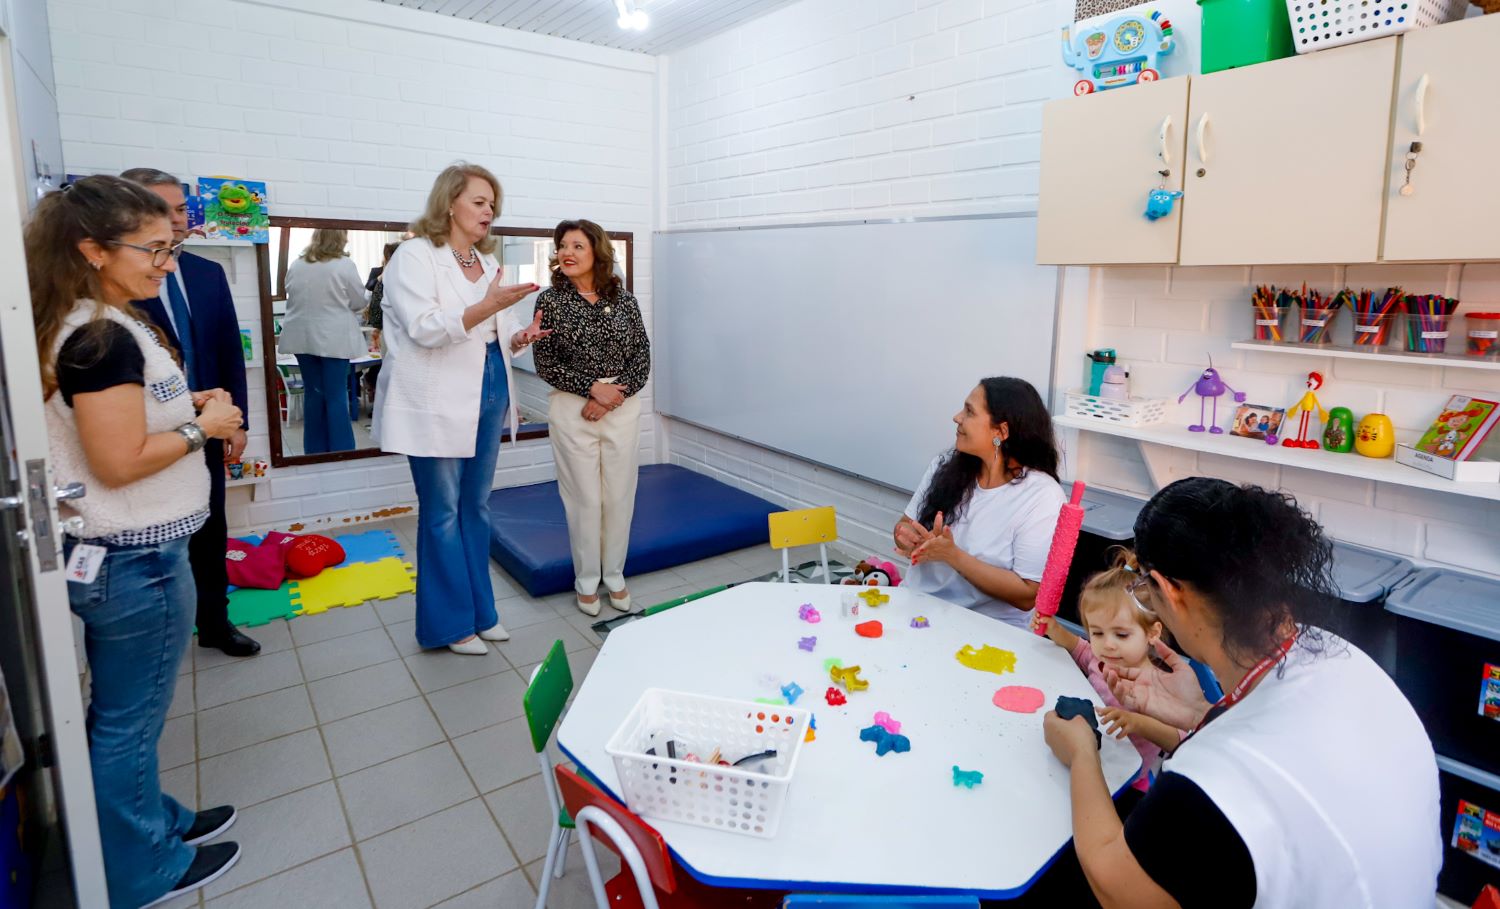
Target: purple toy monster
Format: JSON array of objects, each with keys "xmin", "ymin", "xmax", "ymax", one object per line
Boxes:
[{"xmin": 1177, "ymin": 357, "xmax": 1247, "ymax": 434}]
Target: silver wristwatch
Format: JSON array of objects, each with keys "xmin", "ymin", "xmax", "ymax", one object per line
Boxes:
[{"xmin": 175, "ymin": 421, "xmax": 207, "ymax": 454}]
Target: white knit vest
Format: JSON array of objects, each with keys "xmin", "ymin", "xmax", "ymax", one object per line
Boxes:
[{"xmin": 46, "ymin": 302, "xmax": 210, "ymax": 543}]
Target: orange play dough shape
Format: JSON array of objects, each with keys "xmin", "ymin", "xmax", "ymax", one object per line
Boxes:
[{"xmin": 993, "ymin": 686, "xmax": 1045, "ymax": 713}]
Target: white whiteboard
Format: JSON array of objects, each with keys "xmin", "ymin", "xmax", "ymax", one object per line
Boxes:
[{"xmin": 656, "ymin": 215, "xmax": 1059, "ymax": 490}]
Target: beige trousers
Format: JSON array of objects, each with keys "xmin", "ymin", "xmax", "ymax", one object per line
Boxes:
[{"xmin": 547, "ymin": 389, "xmax": 642, "ymax": 595}]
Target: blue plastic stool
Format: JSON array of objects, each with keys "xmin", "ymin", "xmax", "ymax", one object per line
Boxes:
[
  {"xmin": 781, "ymin": 897, "xmax": 979, "ymax": 908},
  {"xmin": 1187, "ymin": 657, "xmax": 1224, "ymax": 702}
]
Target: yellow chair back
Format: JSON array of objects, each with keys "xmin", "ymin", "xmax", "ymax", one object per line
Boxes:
[{"xmin": 767, "ymin": 506, "xmax": 837, "ymax": 551}]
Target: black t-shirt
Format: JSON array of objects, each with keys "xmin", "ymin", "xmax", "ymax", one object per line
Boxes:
[
  {"xmin": 57, "ymin": 321, "xmax": 144, "ymax": 407},
  {"xmin": 1124, "ymin": 771, "xmax": 1257, "ymax": 908}
]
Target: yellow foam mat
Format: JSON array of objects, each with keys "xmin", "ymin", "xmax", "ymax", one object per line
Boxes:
[{"xmin": 290, "ymin": 557, "xmax": 416, "ymax": 616}]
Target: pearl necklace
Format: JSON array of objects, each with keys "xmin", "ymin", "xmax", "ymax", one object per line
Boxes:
[{"xmin": 452, "ymin": 246, "xmax": 479, "ymax": 268}]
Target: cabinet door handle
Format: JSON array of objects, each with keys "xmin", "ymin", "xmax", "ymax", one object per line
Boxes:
[
  {"xmin": 1414, "ymin": 73, "xmax": 1430, "ymax": 137},
  {"xmin": 1158, "ymin": 114, "xmax": 1173, "ymax": 167},
  {"xmin": 1195, "ymin": 113, "xmax": 1210, "ymax": 165}
]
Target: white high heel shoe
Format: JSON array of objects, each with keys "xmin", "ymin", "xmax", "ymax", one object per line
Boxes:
[
  {"xmin": 447, "ymin": 636, "xmax": 487, "ymax": 656},
  {"xmin": 479, "ymin": 621, "xmax": 510, "ymax": 642},
  {"xmin": 576, "ymin": 595, "xmax": 602, "ymax": 617},
  {"xmin": 606, "ymin": 590, "xmax": 632, "ymax": 612}
]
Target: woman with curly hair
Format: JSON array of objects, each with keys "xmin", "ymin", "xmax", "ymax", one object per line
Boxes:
[{"xmin": 893, "ymin": 377, "xmax": 1065, "ymax": 628}]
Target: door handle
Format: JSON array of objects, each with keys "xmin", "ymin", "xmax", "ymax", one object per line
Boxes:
[
  {"xmin": 1195, "ymin": 113, "xmax": 1210, "ymax": 165},
  {"xmin": 1414, "ymin": 73, "xmax": 1430, "ymax": 137},
  {"xmin": 1158, "ymin": 115, "xmax": 1173, "ymax": 168},
  {"xmin": 53, "ymin": 482, "xmax": 86, "ymax": 501}
]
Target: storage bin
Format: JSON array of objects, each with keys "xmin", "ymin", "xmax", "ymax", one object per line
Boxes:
[
  {"xmin": 1063, "ymin": 391, "xmax": 1167, "ymax": 427},
  {"xmin": 605, "ymin": 688, "xmax": 810, "ymax": 838},
  {"xmin": 1437, "ymin": 755, "xmax": 1500, "ymax": 903},
  {"xmin": 1199, "ymin": 0, "xmax": 1295, "ymax": 73},
  {"xmin": 1326, "ymin": 541, "xmax": 1413, "ymax": 675},
  {"xmin": 1288, "ymin": 0, "xmax": 1470, "ymax": 53},
  {"xmin": 1385, "ymin": 568, "xmax": 1500, "ymax": 776},
  {"xmin": 1058, "ymin": 488, "xmax": 1147, "ymax": 626}
]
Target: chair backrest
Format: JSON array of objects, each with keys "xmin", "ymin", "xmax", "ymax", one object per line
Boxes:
[
  {"xmin": 554, "ymin": 764, "xmax": 678, "ymax": 894},
  {"xmin": 523, "ymin": 640, "xmax": 574, "ymax": 754},
  {"xmin": 781, "ymin": 897, "xmax": 979, "ymax": 907},
  {"xmin": 767, "ymin": 506, "xmax": 837, "ymax": 551}
]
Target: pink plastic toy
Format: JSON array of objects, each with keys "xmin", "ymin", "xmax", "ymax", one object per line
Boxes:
[
  {"xmin": 798, "ymin": 603, "xmax": 821, "ymax": 623},
  {"xmin": 872, "ymin": 711, "xmax": 902, "ymax": 734},
  {"xmin": 1033, "ymin": 481, "xmax": 1085, "ymax": 637}
]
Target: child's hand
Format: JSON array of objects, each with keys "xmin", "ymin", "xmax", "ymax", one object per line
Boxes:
[
  {"xmin": 1029, "ymin": 611, "xmax": 1075, "ymax": 649},
  {"xmin": 1097, "ymin": 706, "xmax": 1142, "ymax": 741}
]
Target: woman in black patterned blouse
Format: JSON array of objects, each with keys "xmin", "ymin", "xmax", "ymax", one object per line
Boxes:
[{"xmin": 532, "ymin": 219, "xmax": 650, "ymax": 616}]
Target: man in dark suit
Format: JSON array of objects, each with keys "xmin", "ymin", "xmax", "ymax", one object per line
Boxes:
[{"xmin": 124, "ymin": 168, "xmax": 260, "ymax": 657}]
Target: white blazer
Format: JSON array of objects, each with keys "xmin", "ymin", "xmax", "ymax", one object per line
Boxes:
[{"xmin": 372, "ymin": 237, "xmax": 521, "ymax": 458}]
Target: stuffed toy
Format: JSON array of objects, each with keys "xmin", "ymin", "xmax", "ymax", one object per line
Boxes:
[
  {"xmin": 841, "ymin": 557, "xmax": 903, "ymax": 587},
  {"xmin": 285, "ymin": 534, "xmax": 346, "ymax": 579}
]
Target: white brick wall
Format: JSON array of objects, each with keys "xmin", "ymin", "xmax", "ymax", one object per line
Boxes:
[{"xmin": 48, "ymin": 0, "xmax": 659, "ymax": 534}]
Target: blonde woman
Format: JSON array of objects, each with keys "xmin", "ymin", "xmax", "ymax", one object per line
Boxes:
[
  {"xmin": 374, "ymin": 163, "xmax": 547, "ymax": 654},
  {"xmin": 278, "ymin": 229, "xmax": 367, "ymax": 453},
  {"xmin": 532, "ymin": 219, "xmax": 650, "ymax": 616}
]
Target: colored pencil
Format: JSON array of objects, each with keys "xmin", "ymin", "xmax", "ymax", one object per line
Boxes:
[
  {"xmin": 1349, "ymin": 287, "xmax": 1402, "ymax": 347},
  {"xmin": 1403, "ymin": 293, "xmax": 1459, "ymax": 353}
]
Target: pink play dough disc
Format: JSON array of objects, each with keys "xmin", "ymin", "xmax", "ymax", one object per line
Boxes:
[{"xmin": 993, "ymin": 685, "xmax": 1045, "ymax": 714}]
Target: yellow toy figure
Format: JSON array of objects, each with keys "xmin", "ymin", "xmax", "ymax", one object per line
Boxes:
[{"xmin": 1283, "ymin": 371, "xmax": 1328, "ymax": 450}]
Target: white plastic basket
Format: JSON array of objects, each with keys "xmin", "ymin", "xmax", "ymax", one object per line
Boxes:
[
  {"xmin": 1063, "ymin": 390, "xmax": 1168, "ymax": 427},
  {"xmin": 605, "ymin": 689, "xmax": 810, "ymax": 838},
  {"xmin": 1287, "ymin": 0, "xmax": 1468, "ymax": 52}
]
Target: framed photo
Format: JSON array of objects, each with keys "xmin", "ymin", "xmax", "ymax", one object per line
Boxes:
[{"xmin": 1231, "ymin": 403, "xmax": 1286, "ymax": 442}]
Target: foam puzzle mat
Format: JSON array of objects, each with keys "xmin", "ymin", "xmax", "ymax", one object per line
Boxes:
[{"xmin": 226, "ymin": 530, "xmax": 415, "ymax": 627}]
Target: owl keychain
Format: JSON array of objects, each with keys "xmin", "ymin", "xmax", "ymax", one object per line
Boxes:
[{"xmin": 1144, "ymin": 169, "xmax": 1181, "ymax": 221}]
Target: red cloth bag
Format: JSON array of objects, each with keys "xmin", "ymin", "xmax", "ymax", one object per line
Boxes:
[{"xmin": 224, "ymin": 537, "xmax": 287, "ymax": 590}]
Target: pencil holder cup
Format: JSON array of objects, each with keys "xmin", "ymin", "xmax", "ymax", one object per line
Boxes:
[
  {"xmin": 1465, "ymin": 313, "xmax": 1500, "ymax": 358},
  {"xmin": 1405, "ymin": 312, "xmax": 1453, "ymax": 354},
  {"xmin": 1296, "ymin": 307, "xmax": 1339, "ymax": 346},
  {"xmin": 1350, "ymin": 309, "xmax": 1395, "ymax": 349},
  {"xmin": 1251, "ymin": 302, "xmax": 1291, "ymax": 342}
]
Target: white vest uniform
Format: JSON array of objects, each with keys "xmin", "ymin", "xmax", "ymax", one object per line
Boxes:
[{"xmin": 1164, "ymin": 635, "xmax": 1442, "ymax": 909}]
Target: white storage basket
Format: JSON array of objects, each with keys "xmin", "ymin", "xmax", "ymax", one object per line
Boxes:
[
  {"xmin": 1288, "ymin": 0, "xmax": 1468, "ymax": 52},
  {"xmin": 1063, "ymin": 390, "xmax": 1168, "ymax": 427},
  {"xmin": 605, "ymin": 689, "xmax": 810, "ymax": 838}
]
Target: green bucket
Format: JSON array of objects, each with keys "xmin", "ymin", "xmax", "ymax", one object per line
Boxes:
[{"xmin": 1198, "ymin": 0, "xmax": 1294, "ymax": 73}]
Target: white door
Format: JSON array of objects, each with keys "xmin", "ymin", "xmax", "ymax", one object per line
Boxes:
[
  {"xmin": 1382, "ymin": 15, "xmax": 1500, "ymax": 262},
  {"xmin": 1037, "ymin": 77, "xmax": 1189, "ymax": 265},
  {"xmin": 0, "ymin": 32, "xmax": 109, "ymax": 908},
  {"xmin": 1178, "ymin": 38, "xmax": 1398, "ymax": 266}
]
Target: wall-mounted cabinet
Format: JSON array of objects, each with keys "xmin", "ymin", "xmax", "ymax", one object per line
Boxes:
[
  {"xmin": 1038, "ymin": 18, "xmax": 1496, "ymax": 267},
  {"xmin": 1381, "ymin": 13, "xmax": 1500, "ymax": 262}
]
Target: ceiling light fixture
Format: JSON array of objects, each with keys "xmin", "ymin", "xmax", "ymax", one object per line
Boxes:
[{"xmin": 614, "ymin": 0, "xmax": 649, "ymax": 30}]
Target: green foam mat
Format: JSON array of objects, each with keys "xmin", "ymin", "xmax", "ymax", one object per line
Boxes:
[{"xmin": 227, "ymin": 585, "xmax": 300, "ymax": 627}]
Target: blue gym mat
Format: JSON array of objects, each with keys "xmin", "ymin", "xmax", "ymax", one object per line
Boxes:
[{"xmin": 487, "ymin": 463, "xmax": 780, "ymax": 597}]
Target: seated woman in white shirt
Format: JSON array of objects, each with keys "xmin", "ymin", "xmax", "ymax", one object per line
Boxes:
[{"xmin": 893, "ymin": 377, "xmax": 1065, "ymax": 629}]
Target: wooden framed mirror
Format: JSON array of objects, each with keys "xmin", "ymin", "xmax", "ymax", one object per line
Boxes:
[{"xmin": 259, "ymin": 216, "xmax": 633, "ymax": 467}]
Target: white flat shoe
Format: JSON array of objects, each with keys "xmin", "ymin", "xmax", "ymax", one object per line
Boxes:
[
  {"xmin": 606, "ymin": 591, "xmax": 632, "ymax": 612},
  {"xmin": 447, "ymin": 637, "xmax": 487, "ymax": 655},
  {"xmin": 576, "ymin": 595, "xmax": 602, "ymax": 617},
  {"xmin": 479, "ymin": 621, "xmax": 509, "ymax": 642}
]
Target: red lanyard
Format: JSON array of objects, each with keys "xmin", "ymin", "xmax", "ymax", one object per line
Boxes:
[{"xmin": 1192, "ymin": 633, "xmax": 1298, "ymax": 734}]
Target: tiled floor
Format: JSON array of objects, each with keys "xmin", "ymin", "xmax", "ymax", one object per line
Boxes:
[{"xmin": 156, "ymin": 515, "xmax": 789, "ymax": 909}]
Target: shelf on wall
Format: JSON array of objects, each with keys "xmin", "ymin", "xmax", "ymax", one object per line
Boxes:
[
  {"xmin": 225, "ymin": 475, "xmax": 268, "ymax": 490},
  {"xmin": 1230, "ymin": 340, "xmax": 1500, "ymax": 372},
  {"xmin": 1054, "ymin": 414, "xmax": 1500, "ymax": 503}
]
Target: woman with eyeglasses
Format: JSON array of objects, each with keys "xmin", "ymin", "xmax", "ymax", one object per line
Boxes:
[
  {"xmin": 1028, "ymin": 478, "xmax": 1440, "ymax": 909},
  {"xmin": 29, "ymin": 176, "xmax": 246, "ymax": 907},
  {"xmin": 892, "ymin": 377, "xmax": 1066, "ymax": 628}
]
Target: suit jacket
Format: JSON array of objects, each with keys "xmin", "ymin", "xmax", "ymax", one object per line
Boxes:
[{"xmin": 134, "ymin": 251, "xmax": 249, "ymax": 431}]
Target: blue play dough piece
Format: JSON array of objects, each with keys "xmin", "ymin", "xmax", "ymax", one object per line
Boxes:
[
  {"xmin": 1055, "ymin": 695, "xmax": 1102, "ymax": 748},
  {"xmin": 859, "ymin": 724, "xmax": 911, "ymax": 756}
]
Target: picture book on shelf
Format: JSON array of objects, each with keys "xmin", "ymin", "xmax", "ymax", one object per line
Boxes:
[{"xmin": 1414, "ymin": 395, "xmax": 1499, "ymax": 461}]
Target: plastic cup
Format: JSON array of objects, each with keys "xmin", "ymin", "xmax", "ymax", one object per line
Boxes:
[
  {"xmin": 1465, "ymin": 313, "xmax": 1500, "ymax": 358},
  {"xmin": 1251, "ymin": 303, "xmax": 1291, "ymax": 342},
  {"xmin": 1297, "ymin": 307, "xmax": 1338, "ymax": 345},
  {"xmin": 1350, "ymin": 310, "xmax": 1395, "ymax": 349},
  {"xmin": 1404, "ymin": 312, "xmax": 1453, "ymax": 354}
]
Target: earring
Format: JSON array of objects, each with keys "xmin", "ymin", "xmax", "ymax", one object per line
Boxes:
[
  {"xmin": 90, "ymin": 260, "xmax": 102, "ymax": 271},
  {"xmin": 992, "ymin": 437, "xmax": 1001, "ymax": 450}
]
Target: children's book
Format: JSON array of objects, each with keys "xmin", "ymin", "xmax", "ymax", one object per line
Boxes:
[{"xmin": 1414, "ymin": 394, "xmax": 1499, "ymax": 461}]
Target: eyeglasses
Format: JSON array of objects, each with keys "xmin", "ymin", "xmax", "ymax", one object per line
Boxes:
[
  {"xmin": 1125, "ymin": 573, "xmax": 1156, "ymax": 614},
  {"xmin": 111, "ymin": 241, "xmax": 183, "ymax": 268}
]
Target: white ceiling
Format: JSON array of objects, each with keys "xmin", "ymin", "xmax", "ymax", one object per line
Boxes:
[{"xmin": 368, "ymin": 0, "xmax": 800, "ymax": 55}]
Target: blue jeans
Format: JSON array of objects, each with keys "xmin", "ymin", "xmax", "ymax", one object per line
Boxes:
[
  {"xmin": 295, "ymin": 353, "xmax": 356, "ymax": 454},
  {"xmin": 66, "ymin": 537, "xmax": 196, "ymax": 909},
  {"xmin": 407, "ymin": 342, "xmax": 506, "ymax": 648}
]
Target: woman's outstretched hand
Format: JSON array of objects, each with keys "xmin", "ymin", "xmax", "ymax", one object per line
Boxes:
[
  {"xmin": 1104, "ymin": 639, "xmax": 1211, "ymax": 731},
  {"xmin": 511, "ymin": 309, "xmax": 552, "ymax": 350},
  {"xmin": 485, "ymin": 275, "xmax": 537, "ymax": 313}
]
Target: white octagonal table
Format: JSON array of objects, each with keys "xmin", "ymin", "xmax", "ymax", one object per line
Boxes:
[{"xmin": 556, "ymin": 582, "xmax": 1141, "ymax": 899}]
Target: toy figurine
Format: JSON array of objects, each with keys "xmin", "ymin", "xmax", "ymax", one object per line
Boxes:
[
  {"xmin": 1178, "ymin": 358, "xmax": 1247, "ymax": 434},
  {"xmin": 841, "ymin": 558, "xmax": 902, "ymax": 587},
  {"xmin": 1355, "ymin": 413, "xmax": 1396, "ymax": 458},
  {"xmin": 1144, "ymin": 188, "xmax": 1182, "ymax": 221},
  {"xmin": 1061, "ymin": 10, "xmax": 1174, "ymax": 95},
  {"xmin": 1323, "ymin": 407, "xmax": 1355, "ymax": 453},
  {"xmin": 1283, "ymin": 372, "xmax": 1328, "ymax": 449}
]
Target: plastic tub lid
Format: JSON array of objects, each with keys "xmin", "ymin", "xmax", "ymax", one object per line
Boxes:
[
  {"xmin": 1383, "ymin": 567, "xmax": 1500, "ymax": 643},
  {"xmin": 1328, "ymin": 541, "xmax": 1415, "ymax": 604},
  {"xmin": 1079, "ymin": 488, "xmax": 1147, "ymax": 541}
]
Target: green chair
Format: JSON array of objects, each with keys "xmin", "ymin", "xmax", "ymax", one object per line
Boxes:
[
  {"xmin": 525, "ymin": 640, "xmax": 576, "ymax": 909},
  {"xmin": 643, "ymin": 584, "xmax": 730, "ymax": 617}
]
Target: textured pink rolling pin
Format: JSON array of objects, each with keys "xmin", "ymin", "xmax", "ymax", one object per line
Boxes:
[{"xmin": 1033, "ymin": 481, "xmax": 1086, "ymax": 636}]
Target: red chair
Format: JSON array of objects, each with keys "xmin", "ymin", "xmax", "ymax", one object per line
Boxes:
[
  {"xmin": 1474, "ymin": 885, "xmax": 1500, "ymax": 909},
  {"xmin": 553, "ymin": 765, "xmax": 783, "ymax": 909}
]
